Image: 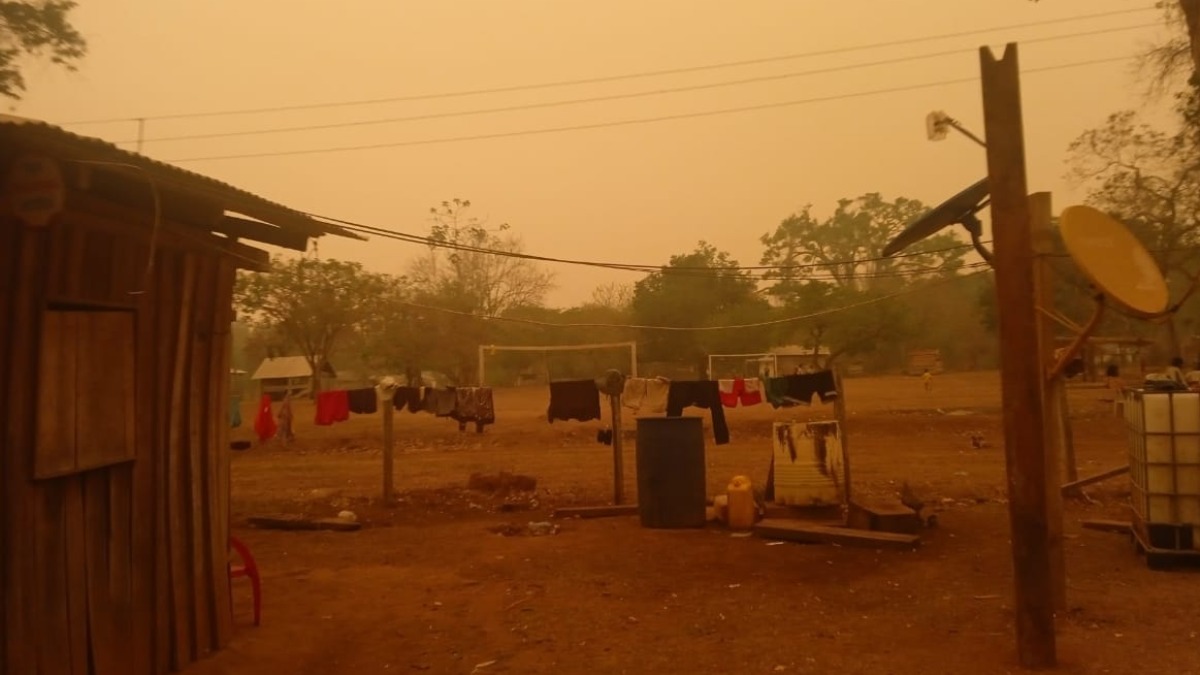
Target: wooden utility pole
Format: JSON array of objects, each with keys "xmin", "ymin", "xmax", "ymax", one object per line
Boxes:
[
  {"xmin": 1030, "ymin": 191, "xmax": 1067, "ymax": 612},
  {"xmin": 979, "ymin": 43, "xmax": 1057, "ymax": 668},
  {"xmin": 379, "ymin": 384, "xmax": 396, "ymax": 502}
]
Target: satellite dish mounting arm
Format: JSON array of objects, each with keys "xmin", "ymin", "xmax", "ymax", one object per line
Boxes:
[{"xmin": 1046, "ymin": 293, "xmax": 1106, "ymax": 382}]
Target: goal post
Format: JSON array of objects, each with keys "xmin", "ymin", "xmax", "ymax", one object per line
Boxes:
[
  {"xmin": 478, "ymin": 341, "xmax": 638, "ymax": 386},
  {"xmin": 707, "ymin": 352, "xmax": 778, "ymax": 380}
]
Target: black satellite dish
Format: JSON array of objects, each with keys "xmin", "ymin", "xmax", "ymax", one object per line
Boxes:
[{"xmin": 882, "ymin": 178, "xmax": 991, "ymax": 262}]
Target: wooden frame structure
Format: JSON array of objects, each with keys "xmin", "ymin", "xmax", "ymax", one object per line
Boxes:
[{"xmin": 0, "ymin": 116, "xmax": 359, "ymax": 675}]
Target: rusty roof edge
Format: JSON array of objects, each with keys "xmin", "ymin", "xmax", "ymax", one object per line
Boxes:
[{"xmin": 0, "ymin": 116, "xmax": 366, "ymax": 243}]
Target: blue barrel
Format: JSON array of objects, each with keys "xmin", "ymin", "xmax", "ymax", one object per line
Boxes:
[{"xmin": 635, "ymin": 416, "xmax": 707, "ymax": 528}]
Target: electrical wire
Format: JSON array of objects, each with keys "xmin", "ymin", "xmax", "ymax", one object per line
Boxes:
[
  {"xmin": 397, "ymin": 268, "xmax": 992, "ymax": 332},
  {"xmin": 61, "ymin": 5, "xmax": 1156, "ymax": 126},
  {"xmin": 312, "ymin": 211, "xmax": 988, "ymax": 274},
  {"xmin": 125, "ymin": 22, "xmax": 1155, "ymax": 146},
  {"xmin": 167, "ymin": 54, "xmax": 1138, "ymax": 163}
]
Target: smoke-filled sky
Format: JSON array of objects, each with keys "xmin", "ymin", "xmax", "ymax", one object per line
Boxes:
[{"xmin": 10, "ymin": 0, "xmax": 1177, "ymax": 306}]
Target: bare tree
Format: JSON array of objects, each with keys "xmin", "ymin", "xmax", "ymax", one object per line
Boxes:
[{"xmin": 409, "ymin": 198, "xmax": 555, "ymax": 316}]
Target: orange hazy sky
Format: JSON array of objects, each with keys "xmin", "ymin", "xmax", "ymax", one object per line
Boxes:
[{"xmin": 9, "ymin": 0, "xmax": 1177, "ymax": 306}]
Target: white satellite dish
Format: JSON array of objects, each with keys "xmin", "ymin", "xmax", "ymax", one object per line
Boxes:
[{"xmin": 1059, "ymin": 205, "xmax": 1169, "ymax": 317}]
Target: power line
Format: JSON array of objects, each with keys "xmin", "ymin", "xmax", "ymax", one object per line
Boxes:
[
  {"xmin": 126, "ymin": 22, "xmax": 1154, "ymax": 146},
  {"xmin": 314, "ymin": 212, "xmax": 986, "ymax": 274},
  {"xmin": 398, "ymin": 269, "xmax": 991, "ymax": 332},
  {"xmin": 167, "ymin": 53, "xmax": 1138, "ymax": 163},
  {"xmin": 63, "ymin": 6, "xmax": 1156, "ymax": 126}
]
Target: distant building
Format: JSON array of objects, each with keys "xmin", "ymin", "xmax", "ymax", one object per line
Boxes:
[
  {"xmin": 251, "ymin": 356, "xmax": 337, "ymax": 399},
  {"xmin": 906, "ymin": 349, "xmax": 944, "ymax": 375}
]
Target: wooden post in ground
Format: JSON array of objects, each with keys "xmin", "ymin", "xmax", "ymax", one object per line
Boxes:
[
  {"xmin": 979, "ymin": 43, "xmax": 1057, "ymax": 668},
  {"xmin": 1030, "ymin": 191, "xmax": 1068, "ymax": 612},
  {"xmin": 832, "ymin": 369, "xmax": 852, "ymax": 506},
  {"xmin": 379, "ymin": 384, "xmax": 396, "ymax": 502},
  {"xmin": 610, "ymin": 393, "xmax": 625, "ymax": 505}
]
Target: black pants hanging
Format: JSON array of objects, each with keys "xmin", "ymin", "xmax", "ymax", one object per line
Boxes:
[{"xmin": 666, "ymin": 380, "xmax": 730, "ymax": 445}]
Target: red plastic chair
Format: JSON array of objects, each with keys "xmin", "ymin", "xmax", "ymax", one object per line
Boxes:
[{"xmin": 229, "ymin": 535, "xmax": 261, "ymax": 626}]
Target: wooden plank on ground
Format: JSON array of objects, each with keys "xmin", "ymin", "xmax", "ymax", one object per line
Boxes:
[
  {"xmin": 753, "ymin": 519, "xmax": 920, "ymax": 551},
  {"xmin": 553, "ymin": 505, "xmax": 640, "ymax": 519},
  {"xmin": 1062, "ymin": 466, "xmax": 1129, "ymax": 494},
  {"xmin": 246, "ymin": 515, "xmax": 362, "ymax": 532},
  {"xmin": 1081, "ymin": 520, "xmax": 1133, "ymax": 534}
]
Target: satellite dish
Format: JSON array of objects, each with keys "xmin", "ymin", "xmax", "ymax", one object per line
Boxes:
[
  {"xmin": 926, "ymin": 111, "xmax": 951, "ymax": 141},
  {"xmin": 1059, "ymin": 205, "xmax": 1169, "ymax": 317},
  {"xmin": 882, "ymin": 179, "xmax": 989, "ymax": 258}
]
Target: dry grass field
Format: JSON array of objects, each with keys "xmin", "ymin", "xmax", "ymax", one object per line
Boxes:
[{"xmin": 189, "ymin": 371, "xmax": 1199, "ymax": 675}]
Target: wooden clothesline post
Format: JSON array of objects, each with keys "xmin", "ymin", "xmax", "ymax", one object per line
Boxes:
[
  {"xmin": 610, "ymin": 393, "xmax": 625, "ymax": 505},
  {"xmin": 597, "ymin": 369, "xmax": 628, "ymax": 505},
  {"xmin": 378, "ymin": 382, "xmax": 396, "ymax": 503},
  {"xmin": 832, "ymin": 369, "xmax": 852, "ymax": 506}
]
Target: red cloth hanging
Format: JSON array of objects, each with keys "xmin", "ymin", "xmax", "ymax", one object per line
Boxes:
[
  {"xmin": 253, "ymin": 395, "xmax": 277, "ymax": 442},
  {"xmin": 315, "ymin": 390, "xmax": 351, "ymax": 426}
]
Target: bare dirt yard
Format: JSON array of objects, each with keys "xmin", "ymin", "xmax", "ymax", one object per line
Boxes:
[{"xmin": 189, "ymin": 371, "xmax": 1199, "ymax": 675}]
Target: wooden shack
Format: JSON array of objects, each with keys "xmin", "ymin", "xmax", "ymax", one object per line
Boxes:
[
  {"xmin": 250, "ymin": 355, "xmax": 336, "ymax": 400},
  {"xmin": 0, "ymin": 116, "xmax": 359, "ymax": 675}
]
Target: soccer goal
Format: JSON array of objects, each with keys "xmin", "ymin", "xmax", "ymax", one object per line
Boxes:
[
  {"xmin": 707, "ymin": 352, "xmax": 778, "ymax": 380},
  {"xmin": 477, "ymin": 341, "xmax": 638, "ymax": 387}
]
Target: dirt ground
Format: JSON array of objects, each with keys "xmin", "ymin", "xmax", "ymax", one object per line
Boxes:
[{"xmin": 189, "ymin": 371, "xmax": 1199, "ymax": 675}]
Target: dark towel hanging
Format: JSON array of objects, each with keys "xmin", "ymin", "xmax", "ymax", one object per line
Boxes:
[
  {"xmin": 548, "ymin": 380, "xmax": 601, "ymax": 423},
  {"xmin": 347, "ymin": 387, "xmax": 378, "ymax": 414},
  {"xmin": 666, "ymin": 380, "xmax": 730, "ymax": 445}
]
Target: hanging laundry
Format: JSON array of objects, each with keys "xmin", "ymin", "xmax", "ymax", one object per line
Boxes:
[
  {"xmin": 717, "ymin": 377, "xmax": 764, "ymax": 408},
  {"xmin": 742, "ymin": 377, "xmax": 764, "ymax": 406},
  {"xmin": 548, "ymin": 379, "xmax": 601, "ymax": 422},
  {"xmin": 347, "ymin": 387, "xmax": 378, "ymax": 414},
  {"xmin": 253, "ymin": 394, "xmax": 276, "ymax": 443},
  {"xmin": 422, "ymin": 387, "xmax": 458, "ymax": 417},
  {"xmin": 277, "ymin": 394, "xmax": 295, "ymax": 444},
  {"xmin": 452, "ymin": 387, "xmax": 496, "ymax": 432},
  {"xmin": 393, "ymin": 386, "xmax": 424, "ymax": 413},
  {"xmin": 666, "ymin": 380, "xmax": 730, "ymax": 445},
  {"xmin": 764, "ymin": 377, "xmax": 791, "ymax": 408},
  {"xmin": 315, "ymin": 389, "xmax": 351, "ymax": 425},
  {"xmin": 785, "ymin": 370, "xmax": 838, "ymax": 405},
  {"xmin": 230, "ymin": 395, "xmax": 243, "ymax": 429},
  {"xmin": 621, "ymin": 376, "xmax": 670, "ymax": 414}
]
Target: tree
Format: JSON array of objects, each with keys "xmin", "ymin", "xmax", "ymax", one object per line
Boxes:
[
  {"xmin": 759, "ymin": 194, "xmax": 970, "ymax": 368},
  {"xmin": 631, "ymin": 241, "xmax": 770, "ymax": 365},
  {"xmin": 410, "ymin": 198, "xmax": 554, "ymax": 316},
  {"xmin": 587, "ymin": 281, "xmax": 634, "ymax": 311},
  {"xmin": 406, "ymin": 198, "xmax": 555, "ymax": 383},
  {"xmin": 235, "ymin": 256, "xmax": 397, "ymax": 396},
  {"xmin": 760, "ymin": 193, "xmax": 968, "ymax": 295},
  {"xmin": 1067, "ymin": 98, "xmax": 1200, "ymax": 354},
  {"xmin": 1, "ymin": 1, "xmax": 86, "ymax": 100}
]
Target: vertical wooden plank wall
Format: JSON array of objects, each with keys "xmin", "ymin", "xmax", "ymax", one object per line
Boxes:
[{"xmin": 2, "ymin": 205, "xmax": 239, "ymax": 675}]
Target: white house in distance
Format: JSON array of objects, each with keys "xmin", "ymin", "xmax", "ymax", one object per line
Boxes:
[{"xmin": 250, "ymin": 356, "xmax": 337, "ymax": 400}]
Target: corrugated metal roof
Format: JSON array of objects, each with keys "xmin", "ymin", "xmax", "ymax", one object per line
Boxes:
[
  {"xmin": 251, "ymin": 356, "xmax": 336, "ymax": 381},
  {"xmin": 0, "ymin": 115, "xmax": 363, "ymax": 243}
]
